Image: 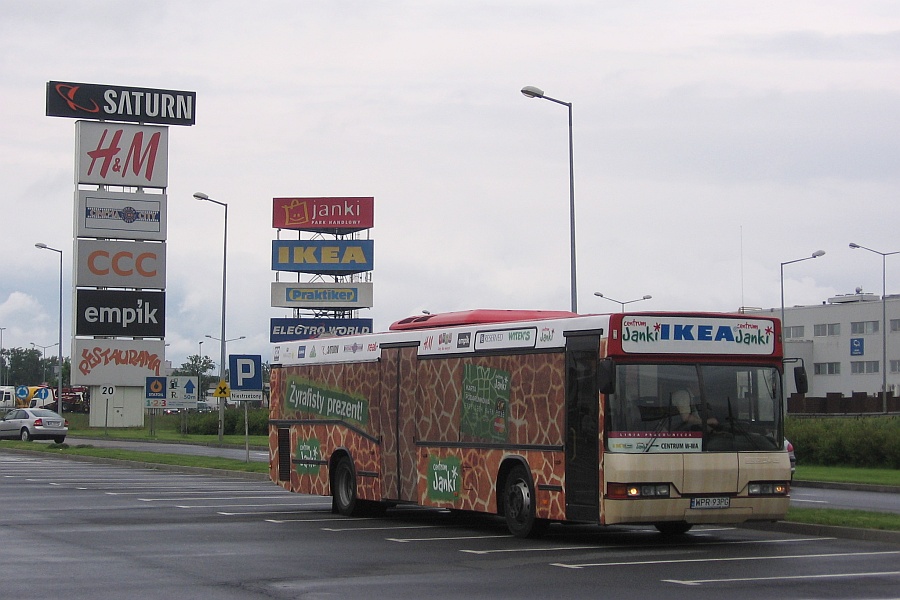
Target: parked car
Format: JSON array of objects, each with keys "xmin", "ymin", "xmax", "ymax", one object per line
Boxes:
[
  {"xmin": 0, "ymin": 408, "xmax": 68, "ymax": 443},
  {"xmin": 786, "ymin": 438, "xmax": 796, "ymax": 476}
]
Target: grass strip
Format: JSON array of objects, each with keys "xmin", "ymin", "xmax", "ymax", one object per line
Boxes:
[
  {"xmin": 787, "ymin": 507, "xmax": 900, "ymax": 531},
  {"xmin": 0, "ymin": 440, "xmax": 269, "ymax": 474},
  {"xmin": 795, "ymin": 465, "xmax": 900, "ymax": 487}
]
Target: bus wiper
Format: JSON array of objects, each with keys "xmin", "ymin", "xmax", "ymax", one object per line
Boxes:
[{"xmin": 722, "ymin": 395, "xmax": 763, "ymax": 450}]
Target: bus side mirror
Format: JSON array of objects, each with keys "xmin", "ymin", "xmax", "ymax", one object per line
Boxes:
[
  {"xmin": 597, "ymin": 358, "xmax": 615, "ymax": 395},
  {"xmin": 794, "ymin": 365, "xmax": 808, "ymax": 395}
]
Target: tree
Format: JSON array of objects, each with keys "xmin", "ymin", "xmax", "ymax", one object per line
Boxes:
[{"xmin": 173, "ymin": 353, "xmax": 217, "ymax": 393}]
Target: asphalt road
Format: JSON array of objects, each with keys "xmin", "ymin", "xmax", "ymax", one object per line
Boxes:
[
  {"xmin": 2, "ymin": 452, "xmax": 898, "ymax": 600},
  {"xmin": 66, "ymin": 436, "xmax": 900, "ymax": 515}
]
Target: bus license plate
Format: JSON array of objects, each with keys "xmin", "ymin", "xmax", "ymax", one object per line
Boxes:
[{"xmin": 690, "ymin": 497, "xmax": 730, "ymax": 509}]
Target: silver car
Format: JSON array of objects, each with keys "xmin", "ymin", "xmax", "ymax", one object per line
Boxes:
[{"xmin": 0, "ymin": 408, "xmax": 68, "ymax": 443}]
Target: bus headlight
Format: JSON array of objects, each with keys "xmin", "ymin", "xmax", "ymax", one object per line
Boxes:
[
  {"xmin": 608, "ymin": 483, "xmax": 671, "ymax": 499},
  {"xmin": 748, "ymin": 482, "xmax": 789, "ymax": 496}
]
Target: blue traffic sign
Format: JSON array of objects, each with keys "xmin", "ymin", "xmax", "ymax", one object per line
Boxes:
[{"xmin": 229, "ymin": 354, "xmax": 262, "ymax": 390}]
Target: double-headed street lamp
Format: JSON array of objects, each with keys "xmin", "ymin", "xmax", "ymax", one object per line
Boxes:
[
  {"xmin": 522, "ymin": 85, "xmax": 578, "ymax": 313},
  {"xmin": 593, "ymin": 292, "xmax": 652, "ymax": 312},
  {"xmin": 194, "ymin": 192, "xmax": 229, "ymax": 440},
  {"xmin": 35, "ymin": 243, "xmax": 64, "ymax": 414},
  {"xmin": 30, "ymin": 341, "xmax": 59, "ymax": 383},
  {"xmin": 849, "ymin": 243, "xmax": 899, "ymax": 413}
]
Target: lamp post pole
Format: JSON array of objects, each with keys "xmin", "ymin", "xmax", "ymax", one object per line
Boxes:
[
  {"xmin": 0, "ymin": 327, "xmax": 6, "ymax": 387},
  {"xmin": 593, "ymin": 292, "xmax": 652, "ymax": 312},
  {"xmin": 522, "ymin": 85, "xmax": 577, "ymax": 313},
  {"xmin": 198, "ymin": 340, "xmax": 204, "ymax": 403},
  {"xmin": 779, "ymin": 250, "xmax": 825, "ymax": 408},
  {"xmin": 850, "ymin": 243, "xmax": 899, "ymax": 413},
  {"xmin": 194, "ymin": 192, "xmax": 228, "ymax": 440},
  {"xmin": 34, "ymin": 242, "xmax": 63, "ymax": 414}
]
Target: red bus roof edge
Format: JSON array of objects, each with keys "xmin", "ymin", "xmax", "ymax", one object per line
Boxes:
[{"xmin": 389, "ymin": 309, "xmax": 579, "ymax": 331}]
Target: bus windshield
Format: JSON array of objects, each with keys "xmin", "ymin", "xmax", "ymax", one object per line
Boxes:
[{"xmin": 607, "ymin": 363, "xmax": 783, "ymax": 453}]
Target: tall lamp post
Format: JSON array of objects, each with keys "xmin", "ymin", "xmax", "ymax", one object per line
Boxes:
[
  {"xmin": 780, "ymin": 250, "xmax": 825, "ymax": 406},
  {"xmin": 206, "ymin": 334, "xmax": 245, "ymax": 434},
  {"xmin": 522, "ymin": 85, "xmax": 578, "ymax": 313},
  {"xmin": 194, "ymin": 192, "xmax": 229, "ymax": 440},
  {"xmin": 35, "ymin": 243, "xmax": 64, "ymax": 414},
  {"xmin": 0, "ymin": 326, "xmax": 6, "ymax": 387},
  {"xmin": 593, "ymin": 292, "xmax": 652, "ymax": 311},
  {"xmin": 849, "ymin": 243, "xmax": 899, "ymax": 413}
]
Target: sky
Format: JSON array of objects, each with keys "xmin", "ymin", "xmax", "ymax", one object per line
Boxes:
[{"xmin": 1, "ymin": 0, "xmax": 899, "ymax": 371}]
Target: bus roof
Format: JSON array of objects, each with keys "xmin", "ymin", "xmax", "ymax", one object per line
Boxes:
[{"xmin": 389, "ymin": 309, "xmax": 579, "ymax": 330}]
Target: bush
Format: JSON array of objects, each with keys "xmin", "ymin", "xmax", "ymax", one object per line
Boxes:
[
  {"xmin": 183, "ymin": 408, "xmax": 269, "ymax": 436},
  {"xmin": 786, "ymin": 416, "xmax": 900, "ymax": 469}
]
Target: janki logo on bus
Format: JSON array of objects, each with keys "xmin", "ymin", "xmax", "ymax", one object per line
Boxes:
[
  {"xmin": 621, "ymin": 317, "xmax": 775, "ymax": 355},
  {"xmin": 426, "ymin": 454, "xmax": 461, "ymax": 502}
]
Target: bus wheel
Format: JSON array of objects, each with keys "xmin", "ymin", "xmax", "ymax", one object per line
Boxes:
[
  {"xmin": 655, "ymin": 521, "xmax": 693, "ymax": 535},
  {"xmin": 333, "ymin": 456, "xmax": 358, "ymax": 517},
  {"xmin": 503, "ymin": 465, "xmax": 548, "ymax": 538}
]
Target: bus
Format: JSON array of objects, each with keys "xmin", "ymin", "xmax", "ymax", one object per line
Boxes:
[{"xmin": 269, "ymin": 309, "xmax": 801, "ymax": 537}]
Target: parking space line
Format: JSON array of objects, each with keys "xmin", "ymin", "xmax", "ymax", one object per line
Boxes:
[
  {"xmin": 388, "ymin": 534, "xmax": 512, "ymax": 543},
  {"xmin": 552, "ymin": 550, "xmax": 900, "ymax": 569},
  {"xmin": 321, "ymin": 524, "xmax": 441, "ymax": 532},
  {"xmin": 461, "ymin": 536, "xmax": 833, "ymax": 555},
  {"xmin": 665, "ymin": 571, "xmax": 900, "ymax": 586}
]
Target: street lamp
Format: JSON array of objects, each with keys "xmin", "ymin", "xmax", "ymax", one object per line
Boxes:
[
  {"xmin": 0, "ymin": 327, "xmax": 6, "ymax": 387},
  {"xmin": 593, "ymin": 292, "xmax": 652, "ymax": 311},
  {"xmin": 849, "ymin": 243, "xmax": 899, "ymax": 413},
  {"xmin": 780, "ymin": 250, "xmax": 825, "ymax": 405},
  {"xmin": 34, "ymin": 243, "xmax": 63, "ymax": 414},
  {"xmin": 30, "ymin": 342, "xmax": 59, "ymax": 383},
  {"xmin": 194, "ymin": 192, "xmax": 229, "ymax": 440},
  {"xmin": 522, "ymin": 85, "xmax": 578, "ymax": 313}
]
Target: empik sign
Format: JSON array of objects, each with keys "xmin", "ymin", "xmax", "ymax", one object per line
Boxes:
[{"xmin": 75, "ymin": 289, "xmax": 165, "ymax": 337}]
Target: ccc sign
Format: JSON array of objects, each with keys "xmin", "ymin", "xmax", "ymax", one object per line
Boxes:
[{"xmin": 75, "ymin": 239, "xmax": 166, "ymax": 289}]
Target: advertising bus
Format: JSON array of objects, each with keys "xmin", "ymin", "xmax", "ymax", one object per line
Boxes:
[{"xmin": 269, "ymin": 309, "xmax": 800, "ymax": 537}]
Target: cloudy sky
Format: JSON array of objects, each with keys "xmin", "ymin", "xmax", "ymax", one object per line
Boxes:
[{"xmin": 1, "ymin": 0, "xmax": 898, "ymax": 370}]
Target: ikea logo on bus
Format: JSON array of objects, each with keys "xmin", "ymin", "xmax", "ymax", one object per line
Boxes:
[
  {"xmin": 622, "ymin": 319, "xmax": 773, "ymax": 347},
  {"xmin": 272, "ymin": 240, "xmax": 373, "ymax": 275}
]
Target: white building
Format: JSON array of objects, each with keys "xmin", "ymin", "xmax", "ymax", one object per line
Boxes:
[{"xmin": 752, "ymin": 291, "xmax": 900, "ymax": 399}]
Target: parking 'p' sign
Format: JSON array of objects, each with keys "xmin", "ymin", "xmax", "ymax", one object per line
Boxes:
[{"xmin": 229, "ymin": 355, "xmax": 262, "ymax": 390}]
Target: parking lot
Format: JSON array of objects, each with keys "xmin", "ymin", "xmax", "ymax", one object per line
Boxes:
[{"xmin": 1, "ymin": 452, "xmax": 898, "ymax": 600}]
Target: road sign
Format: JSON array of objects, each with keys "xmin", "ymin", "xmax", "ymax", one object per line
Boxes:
[
  {"xmin": 230, "ymin": 390, "xmax": 263, "ymax": 402},
  {"xmin": 213, "ymin": 380, "xmax": 230, "ymax": 398},
  {"xmin": 146, "ymin": 376, "xmax": 166, "ymax": 399},
  {"xmin": 168, "ymin": 376, "xmax": 199, "ymax": 409},
  {"xmin": 229, "ymin": 355, "xmax": 263, "ymax": 390}
]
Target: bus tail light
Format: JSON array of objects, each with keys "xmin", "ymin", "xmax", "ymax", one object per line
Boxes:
[
  {"xmin": 607, "ymin": 483, "xmax": 671, "ymax": 499},
  {"xmin": 748, "ymin": 482, "xmax": 790, "ymax": 496}
]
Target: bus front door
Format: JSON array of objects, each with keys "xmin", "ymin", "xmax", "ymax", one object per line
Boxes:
[{"xmin": 565, "ymin": 334, "xmax": 600, "ymax": 522}]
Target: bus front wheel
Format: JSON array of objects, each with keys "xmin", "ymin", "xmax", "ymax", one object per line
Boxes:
[
  {"xmin": 503, "ymin": 465, "xmax": 549, "ymax": 538},
  {"xmin": 333, "ymin": 456, "xmax": 358, "ymax": 516}
]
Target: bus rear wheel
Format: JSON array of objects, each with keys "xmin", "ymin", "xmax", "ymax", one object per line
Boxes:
[
  {"xmin": 503, "ymin": 465, "xmax": 549, "ymax": 538},
  {"xmin": 655, "ymin": 521, "xmax": 693, "ymax": 535},
  {"xmin": 333, "ymin": 456, "xmax": 358, "ymax": 516}
]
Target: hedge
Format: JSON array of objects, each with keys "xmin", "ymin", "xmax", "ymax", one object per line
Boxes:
[{"xmin": 785, "ymin": 416, "xmax": 900, "ymax": 469}]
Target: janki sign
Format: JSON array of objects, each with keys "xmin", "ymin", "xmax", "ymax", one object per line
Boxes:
[
  {"xmin": 620, "ymin": 316, "xmax": 776, "ymax": 355},
  {"xmin": 273, "ymin": 197, "xmax": 374, "ymax": 233}
]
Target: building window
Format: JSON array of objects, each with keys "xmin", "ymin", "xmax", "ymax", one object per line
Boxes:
[
  {"xmin": 784, "ymin": 325, "xmax": 805, "ymax": 339},
  {"xmin": 891, "ymin": 319, "xmax": 900, "ymax": 332},
  {"xmin": 814, "ymin": 362, "xmax": 840, "ymax": 375},
  {"xmin": 891, "ymin": 360, "xmax": 900, "ymax": 374},
  {"xmin": 851, "ymin": 321, "xmax": 879, "ymax": 335},
  {"xmin": 850, "ymin": 360, "xmax": 879, "ymax": 374},
  {"xmin": 814, "ymin": 323, "xmax": 841, "ymax": 336}
]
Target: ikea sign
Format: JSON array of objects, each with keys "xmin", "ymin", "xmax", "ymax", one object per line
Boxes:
[{"xmin": 271, "ymin": 240, "xmax": 373, "ymax": 274}]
